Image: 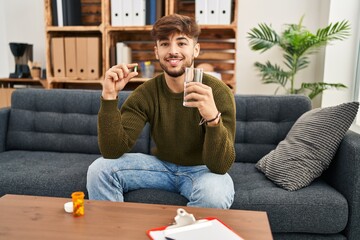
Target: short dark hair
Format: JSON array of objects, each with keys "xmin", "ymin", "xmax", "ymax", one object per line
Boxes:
[{"xmin": 151, "ymin": 14, "xmax": 201, "ymax": 43}]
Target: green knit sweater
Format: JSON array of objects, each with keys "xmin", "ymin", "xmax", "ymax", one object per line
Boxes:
[{"xmin": 98, "ymin": 73, "xmax": 236, "ymax": 174}]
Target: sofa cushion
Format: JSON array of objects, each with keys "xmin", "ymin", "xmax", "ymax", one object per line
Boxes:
[
  {"xmin": 6, "ymin": 89, "xmax": 151, "ymax": 155},
  {"xmin": 256, "ymin": 102, "xmax": 359, "ymax": 191},
  {"xmin": 0, "ymin": 150, "xmax": 100, "ymax": 198},
  {"xmin": 6, "ymin": 89, "xmax": 101, "ymax": 154},
  {"xmin": 229, "ymin": 162, "xmax": 348, "ymax": 234},
  {"xmin": 124, "ymin": 189, "xmax": 188, "ymax": 206},
  {"xmin": 234, "ymin": 95, "xmax": 311, "ymax": 163}
]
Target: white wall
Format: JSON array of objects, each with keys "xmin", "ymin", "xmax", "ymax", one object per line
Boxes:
[
  {"xmin": 0, "ymin": 0, "xmax": 45, "ymax": 78},
  {"xmin": 236, "ymin": 0, "xmax": 330, "ymax": 107},
  {"xmin": 0, "ymin": 1, "xmax": 9, "ymax": 77},
  {"xmin": 321, "ymin": 0, "xmax": 360, "ymax": 107}
]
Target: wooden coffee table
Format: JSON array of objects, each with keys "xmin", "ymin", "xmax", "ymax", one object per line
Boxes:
[{"xmin": 0, "ymin": 194, "xmax": 272, "ymax": 239}]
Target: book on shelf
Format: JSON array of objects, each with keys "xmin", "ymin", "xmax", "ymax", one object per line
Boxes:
[{"xmin": 116, "ymin": 42, "xmax": 132, "ymax": 65}]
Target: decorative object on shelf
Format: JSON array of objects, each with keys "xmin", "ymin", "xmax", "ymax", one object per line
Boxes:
[
  {"xmin": 28, "ymin": 60, "xmax": 41, "ymax": 80},
  {"xmin": 140, "ymin": 61, "xmax": 155, "ymax": 78},
  {"xmin": 247, "ymin": 16, "xmax": 350, "ymax": 99},
  {"xmin": 9, "ymin": 42, "xmax": 33, "ymax": 78}
]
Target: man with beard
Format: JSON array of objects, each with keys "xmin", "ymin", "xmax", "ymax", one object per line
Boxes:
[{"xmin": 87, "ymin": 14, "xmax": 236, "ymax": 209}]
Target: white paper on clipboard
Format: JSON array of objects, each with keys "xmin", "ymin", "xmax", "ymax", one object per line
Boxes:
[{"xmin": 147, "ymin": 208, "xmax": 244, "ymax": 240}]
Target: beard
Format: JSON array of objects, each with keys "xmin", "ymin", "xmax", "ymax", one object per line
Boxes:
[{"xmin": 159, "ymin": 54, "xmax": 194, "ymax": 78}]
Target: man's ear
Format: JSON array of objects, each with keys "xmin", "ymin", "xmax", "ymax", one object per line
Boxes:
[
  {"xmin": 154, "ymin": 46, "xmax": 159, "ymax": 59},
  {"xmin": 194, "ymin": 43, "xmax": 200, "ymax": 58}
]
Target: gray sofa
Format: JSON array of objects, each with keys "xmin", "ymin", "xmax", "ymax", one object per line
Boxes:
[{"xmin": 0, "ymin": 88, "xmax": 359, "ymax": 240}]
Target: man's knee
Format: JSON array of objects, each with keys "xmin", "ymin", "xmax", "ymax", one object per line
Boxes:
[
  {"xmin": 87, "ymin": 157, "xmax": 110, "ymax": 185},
  {"xmin": 189, "ymin": 173, "xmax": 234, "ymax": 209}
]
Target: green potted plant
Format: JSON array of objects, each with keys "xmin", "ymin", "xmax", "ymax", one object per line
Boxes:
[{"xmin": 247, "ymin": 16, "xmax": 351, "ymax": 99}]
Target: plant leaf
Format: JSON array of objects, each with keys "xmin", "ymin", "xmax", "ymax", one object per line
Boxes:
[
  {"xmin": 254, "ymin": 61, "xmax": 290, "ymax": 88},
  {"xmin": 316, "ymin": 20, "xmax": 351, "ymax": 42},
  {"xmin": 300, "ymin": 82, "xmax": 347, "ymax": 99},
  {"xmin": 247, "ymin": 23, "xmax": 280, "ymax": 52}
]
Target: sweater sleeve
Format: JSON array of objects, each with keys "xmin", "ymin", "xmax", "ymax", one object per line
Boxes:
[
  {"xmin": 202, "ymin": 79, "xmax": 236, "ymax": 174},
  {"xmin": 98, "ymin": 89, "xmax": 150, "ymax": 159}
]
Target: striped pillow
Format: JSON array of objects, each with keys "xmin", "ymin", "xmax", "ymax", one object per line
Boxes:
[{"xmin": 256, "ymin": 101, "xmax": 359, "ymax": 191}]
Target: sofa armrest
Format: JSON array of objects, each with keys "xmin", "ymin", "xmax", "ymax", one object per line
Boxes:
[
  {"xmin": 324, "ymin": 130, "xmax": 360, "ymax": 240},
  {"xmin": 0, "ymin": 107, "xmax": 10, "ymax": 152}
]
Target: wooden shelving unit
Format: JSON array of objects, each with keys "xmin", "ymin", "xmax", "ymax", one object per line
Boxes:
[{"xmin": 43, "ymin": 0, "xmax": 238, "ymax": 91}]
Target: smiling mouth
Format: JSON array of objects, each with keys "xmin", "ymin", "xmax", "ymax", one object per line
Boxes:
[{"xmin": 167, "ymin": 58, "xmax": 182, "ymax": 67}]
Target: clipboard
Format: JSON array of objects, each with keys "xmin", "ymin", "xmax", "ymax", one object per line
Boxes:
[{"xmin": 147, "ymin": 209, "xmax": 244, "ymax": 240}]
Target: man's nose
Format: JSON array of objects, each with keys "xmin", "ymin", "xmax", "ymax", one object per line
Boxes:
[{"xmin": 169, "ymin": 43, "xmax": 179, "ymax": 55}]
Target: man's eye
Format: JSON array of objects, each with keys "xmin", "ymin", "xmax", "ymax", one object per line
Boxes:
[
  {"xmin": 160, "ymin": 42, "xmax": 169, "ymax": 47},
  {"xmin": 179, "ymin": 42, "xmax": 187, "ymax": 46}
]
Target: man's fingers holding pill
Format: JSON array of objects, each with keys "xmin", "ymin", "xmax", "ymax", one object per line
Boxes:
[
  {"xmin": 108, "ymin": 63, "xmax": 138, "ymax": 81},
  {"xmin": 102, "ymin": 63, "xmax": 139, "ymax": 100}
]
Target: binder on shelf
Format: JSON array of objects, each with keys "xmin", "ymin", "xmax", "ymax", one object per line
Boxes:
[
  {"xmin": 156, "ymin": 0, "xmax": 163, "ymax": 20},
  {"xmin": 146, "ymin": 0, "xmax": 156, "ymax": 25},
  {"xmin": 122, "ymin": 0, "xmax": 133, "ymax": 26},
  {"xmin": 207, "ymin": 0, "xmax": 219, "ymax": 25},
  {"xmin": 116, "ymin": 42, "xmax": 132, "ymax": 65},
  {"xmin": 52, "ymin": 0, "xmax": 82, "ymax": 26},
  {"xmin": 218, "ymin": 0, "xmax": 232, "ymax": 24},
  {"xmin": 56, "ymin": 0, "xmax": 64, "ymax": 26},
  {"xmin": 111, "ymin": 0, "xmax": 123, "ymax": 26},
  {"xmin": 132, "ymin": 0, "xmax": 146, "ymax": 26},
  {"xmin": 76, "ymin": 37, "xmax": 88, "ymax": 79},
  {"xmin": 51, "ymin": 0, "xmax": 58, "ymax": 26},
  {"xmin": 195, "ymin": 0, "xmax": 207, "ymax": 24},
  {"xmin": 87, "ymin": 37, "xmax": 100, "ymax": 79},
  {"xmin": 64, "ymin": 37, "xmax": 77, "ymax": 77},
  {"xmin": 51, "ymin": 37, "xmax": 66, "ymax": 77},
  {"xmin": 63, "ymin": 0, "xmax": 82, "ymax": 26},
  {"xmin": 111, "ymin": 0, "xmax": 146, "ymax": 26}
]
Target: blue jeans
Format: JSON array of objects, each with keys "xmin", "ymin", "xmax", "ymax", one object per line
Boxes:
[{"xmin": 87, "ymin": 153, "xmax": 235, "ymax": 209}]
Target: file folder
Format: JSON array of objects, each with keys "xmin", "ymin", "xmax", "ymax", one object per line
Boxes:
[
  {"xmin": 64, "ymin": 37, "xmax": 77, "ymax": 77},
  {"xmin": 63, "ymin": 0, "xmax": 82, "ymax": 26},
  {"xmin": 146, "ymin": 0, "xmax": 156, "ymax": 25},
  {"xmin": 122, "ymin": 0, "xmax": 133, "ymax": 26},
  {"xmin": 56, "ymin": 0, "xmax": 63, "ymax": 26},
  {"xmin": 156, "ymin": 0, "xmax": 163, "ymax": 20},
  {"xmin": 218, "ymin": 0, "xmax": 232, "ymax": 24},
  {"xmin": 87, "ymin": 37, "xmax": 100, "ymax": 79},
  {"xmin": 207, "ymin": 0, "xmax": 219, "ymax": 24},
  {"xmin": 51, "ymin": 0, "xmax": 58, "ymax": 25},
  {"xmin": 132, "ymin": 0, "xmax": 146, "ymax": 26},
  {"xmin": 111, "ymin": 0, "xmax": 123, "ymax": 26},
  {"xmin": 51, "ymin": 37, "xmax": 66, "ymax": 77},
  {"xmin": 76, "ymin": 37, "xmax": 88, "ymax": 79},
  {"xmin": 195, "ymin": 0, "xmax": 207, "ymax": 24}
]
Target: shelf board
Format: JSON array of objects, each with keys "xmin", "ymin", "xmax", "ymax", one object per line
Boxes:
[
  {"xmin": 49, "ymin": 79, "xmax": 101, "ymax": 84},
  {"xmin": 106, "ymin": 25, "xmax": 236, "ymax": 32},
  {"xmin": 200, "ymin": 24, "xmax": 237, "ymax": 30},
  {"xmin": 0, "ymin": 78, "xmax": 47, "ymax": 88},
  {"xmin": 46, "ymin": 26, "xmax": 101, "ymax": 32},
  {"xmin": 107, "ymin": 26, "xmax": 153, "ymax": 32}
]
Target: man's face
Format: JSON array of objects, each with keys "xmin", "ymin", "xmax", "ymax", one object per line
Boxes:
[{"xmin": 154, "ymin": 33, "xmax": 200, "ymax": 78}]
